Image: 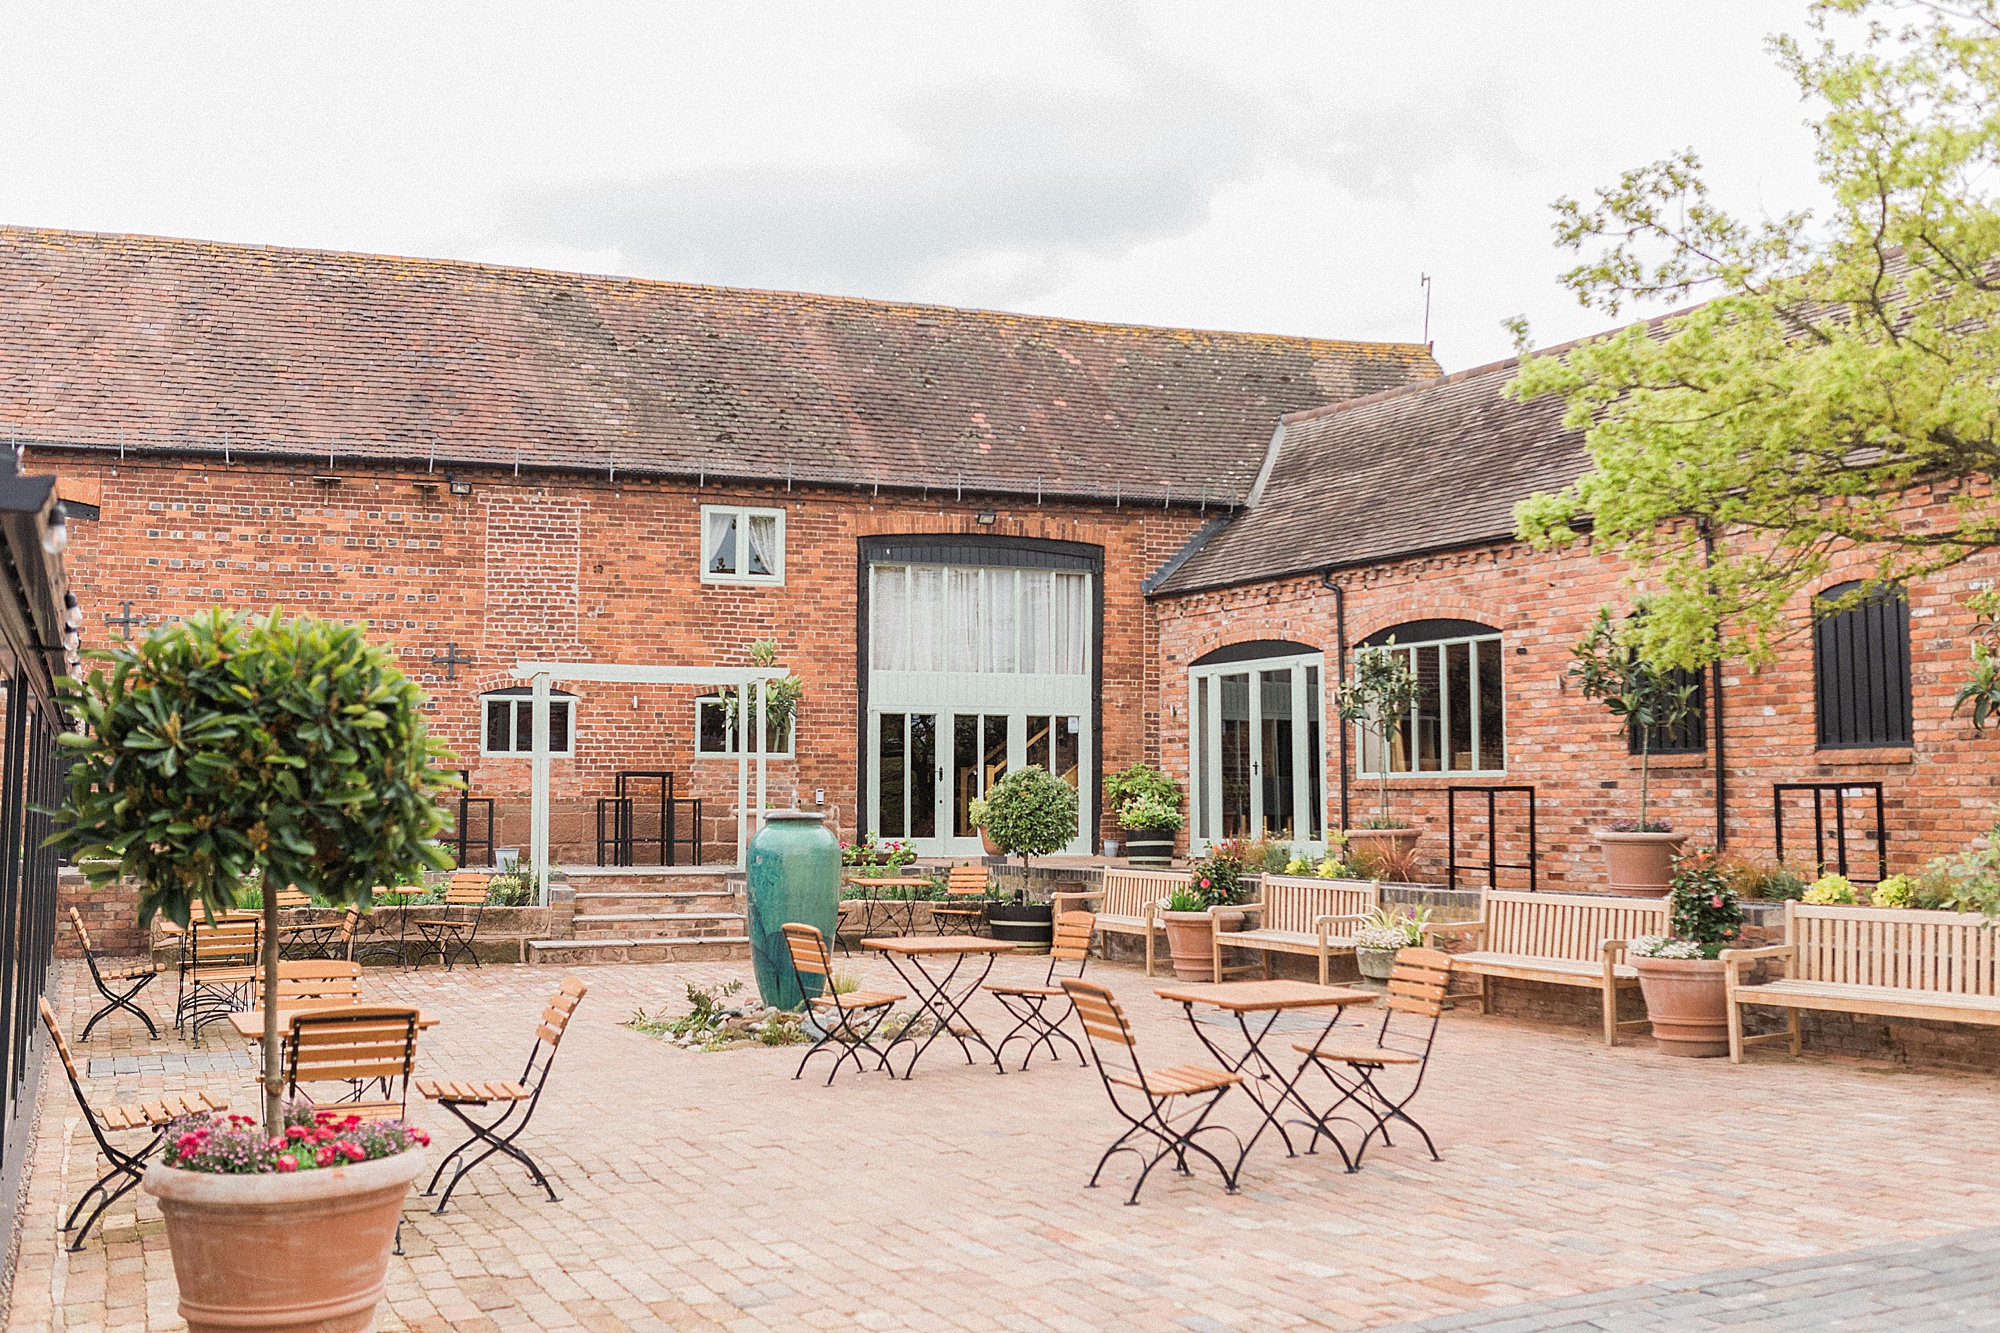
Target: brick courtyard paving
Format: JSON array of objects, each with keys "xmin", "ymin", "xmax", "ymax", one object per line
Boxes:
[{"xmin": 12, "ymin": 954, "xmax": 2000, "ymax": 1332}]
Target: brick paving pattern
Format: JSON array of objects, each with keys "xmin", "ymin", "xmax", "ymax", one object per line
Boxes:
[{"xmin": 13, "ymin": 956, "xmax": 2000, "ymax": 1331}]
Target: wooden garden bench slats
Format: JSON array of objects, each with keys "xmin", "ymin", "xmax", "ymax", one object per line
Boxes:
[
  {"xmin": 1425, "ymin": 888, "xmax": 1670, "ymax": 1046},
  {"xmin": 1052, "ymin": 869, "xmax": 1186, "ymax": 976},
  {"xmin": 930, "ymin": 865, "xmax": 990, "ymax": 935},
  {"xmin": 1213, "ymin": 876, "xmax": 1379, "ymax": 985},
  {"xmin": 1725, "ymin": 902, "xmax": 2000, "ymax": 1062}
]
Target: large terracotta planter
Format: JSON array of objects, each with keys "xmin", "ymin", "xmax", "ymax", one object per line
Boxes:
[
  {"xmin": 1163, "ymin": 909, "xmax": 1219, "ymax": 981},
  {"xmin": 1631, "ymin": 955, "xmax": 1729, "ymax": 1057},
  {"xmin": 980, "ymin": 827, "xmax": 1001, "ymax": 857},
  {"xmin": 1594, "ymin": 830, "xmax": 1687, "ymax": 896},
  {"xmin": 145, "ymin": 1146, "xmax": 426, "ymax": 1333}
]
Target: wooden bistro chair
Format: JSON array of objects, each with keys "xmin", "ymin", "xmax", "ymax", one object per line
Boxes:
[
  {"xmin": 1290, "ymin": 946, "xmax": 1451, "ymax": 1171},
  {"xmin": 273, "ymin": 886, "xmax": 312, "ymax": 911},
  {"xmin": 39, "ymin": 998, "xmax": 227, "ymax": 1250},
  {"xmin": 281, "ymin": 1005, "xmax": 422, "ymax": 1122},
  {"xmin": 983, "ymin": 911, "xmax": 1096, "ymax": 1070},
  {"xmin": 409, "ymin": 873, "xmax": 492, "ymax": 971},
  {"xmin": 278, "ymin": 902, "xmax": 361, "ymax": 962},
  {"xmin": 175, "ymin": 914, "xmax": 262, "ymax": 1039},
  {"xmin": 69, "ymin": 907, "xmax": 160, "ymax": 1041},
  {"xmin": 1059, "ymin": 978, "xmax": 1244, "ymax": 1205},
  {"xmin": 779, "ymin": 923, "xmax": 907, "ymax": 1085},
  {"xmin": 930, "ymin": 865, "xmax": 992, "ymax": 936},
  {"xmin": 263, "ymin": 959, "xmax": 365, "ymax": 1010},
  {"xmin": 418, "ymin": 976, "xmax": 588, "ymax": 1215}
]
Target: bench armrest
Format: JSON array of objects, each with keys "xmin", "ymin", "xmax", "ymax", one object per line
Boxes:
[
  {"xmin": 1720, "ymin": 943, "xmax": 1794, "ymax": 986},
  {"xmin": 1312, "ymin": 913, "xmax": 1370, "ymax": 937},
  {"xmin": 1050, "ymin": 891, "xmax": 1101, "ymax": 916},
  {"xmin": 1224, "ymin": 901, "xmax": 1265, "ymax": 924}
]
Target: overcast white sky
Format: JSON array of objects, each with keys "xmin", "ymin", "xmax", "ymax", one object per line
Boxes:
[{"xmin": 0, "ymin": 2, "xmax": 1836, "ymax": 369}]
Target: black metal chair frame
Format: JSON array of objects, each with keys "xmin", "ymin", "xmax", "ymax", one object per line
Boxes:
[
  {"xmin": 277, "ymin": 904, "xmax": 359, "ymax": 962},
  {"xmin": 985, "ymin": 911, "xmax": 1094, "ymax": 1071},
  {"xmin": 422, "ymin": 978, "xmax": 586, "ymax": 1214},
  {"xmin": 1291, "ymin": 952, "xmax": 1448, "ymax": 1171},
  {"xmin": 70, "ymin": 909, "xmax": 158, "ymax": 1041},
  {"xmin": 781, "ymin": 923, "xmax": 907, "ymax": 1085},
  {"xmin": 411, "ymin": 896, "xmax": 487, "ymax": 972},
  {"xmin": 174, "ymin": 917, "xmax": 261, "ymax": 1040},
  {"xmin": 1061, "ymin": 979, "xmax": 1244, "ymax": 1206}
]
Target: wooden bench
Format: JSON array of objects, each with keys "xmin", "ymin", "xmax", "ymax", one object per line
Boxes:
[
  {"xmin": 1425, "ymin": 888, "xmax": 1670, "ymax": 1046},
  {"xmin": 1723, "ymin": 901, "xmax": 2000, "ymax": 1063},
  {"xmin": 1212, "ymin": 876, "xmax": 1378, "ymax": 985},
  {"xmin": 1052, "ymin": 869, "xmax": 1186, "ymax": 977}
]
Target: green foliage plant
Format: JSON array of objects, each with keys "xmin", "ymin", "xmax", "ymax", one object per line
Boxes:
[
  {"xmin": 1183, "ymin": 848, "xmax": 1246, "ymax": 911},
  {"xmin": 1102, "ymin": 763, "xmax": 1183, "ymax": 827},
  {"xmin": 1871, "ymin": 874, "xmax": 1917, "ymax": 908},
  {"xmin": 980, "ymin": 767, "xmax": 1079, "ymax": 871},
  {"xmin": 1803, "ymin": 872, "xmax": 1859, "ymax": 905},
  {"xmin": 1508, "ymin": 2, "xmax": 2000, "ymax": 714},
  {"xmin": 720, "ymin": 639, "xmax": 802, "ymax": 751},
  {"xmin": 1335, "ymin": 643, "xmax": 1420, "ymax": 829},
  {"xmin": 1117, "ymin": 790, "xmax": 1184, "ymax": 833},
  {"xmin": 51, "ymin": 609, "xmax": 458, "ymax": 1134},
  {"xmin": 1666, "ymin": 850, "xmax": 1745, "ymax": 957},
  {"xmin": 1570, "ymin": 608, "xmax": 1702, "ymax": 832}
]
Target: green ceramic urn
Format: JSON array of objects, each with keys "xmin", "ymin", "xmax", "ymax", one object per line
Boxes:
[{"xmin": 747, "ymin": 810, "xmax": 841, "ymax": 1009}]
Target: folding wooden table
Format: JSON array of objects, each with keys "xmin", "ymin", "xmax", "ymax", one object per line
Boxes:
[{"xmin": 862, "ymin": 936, "xmax": 1015, "ymax": 1077}]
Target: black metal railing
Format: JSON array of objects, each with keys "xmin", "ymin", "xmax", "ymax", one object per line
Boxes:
[
  {"xmin": 1445, "ymin": 785, "xmax": 1537, "ymax": 892},
  {"xmin": 1773, "ymin": 782, "xmax": 1888, "ymax": 884},
  {"xmin": 596, "ymin": 771, "xmax": 702, "ymax": 867}
]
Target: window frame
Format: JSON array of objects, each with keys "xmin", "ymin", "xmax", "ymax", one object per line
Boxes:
[
  {"xmin": 700, "ymin": 504, "xmax": 787, "ymax": 586},
  {"xmin": 693, "ymin": 695, "xmax": 797, "ymax": 758},
  {"xmin": 1628, "ymin": 665, "xmax": 1707, "ymax": 757},
  {"xmin": 1353, "ymin": 629, "xmax": 1506, "ymax": 778},
  {"xmin": 479, "ymin": 689, "xmax": 576, "ymax": 758},
  {"xmin": 1813, "ymin": 581, "xmax": 1914, "ymax": 749}
]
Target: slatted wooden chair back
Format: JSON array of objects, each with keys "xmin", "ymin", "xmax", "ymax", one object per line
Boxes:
[
  {"xmin": 284, "ymin": 1006, "xmax": 420, "ymax": 1094},
  {"xmin": 444, "ymin": 875, "xmax": 491, "ymax": 907},
  {"xmin": 536, "ymin": 975, "xmax": 589, "ymax": 1053},
  {"xmin": 275, "ymin": 887, "xmax": 311, "ymax": 910},
  {"xmin": 337, "ymin": 906, "xmax": 362, "ymax": 952},
  {"xmin": 185, "ymin": 918, "xmax": 260, "ymax": 972},
  {"xmin": 264, "ymin": 961, "xmax": 364, "ymax": 1009},
  {"xmin": 67, "ymin": 907, "xmax": 96, "ymax": 957},
  {"xmin": 1373, "ymin": 947, "xmax": 1453, "ymax": 1056},
  {"xmin": 1483, "ymin": 889, "xmax": 1669, "ymax": 962},
  {"xmin": 1255, "ymin": 877, "xmax": 1378, "ymax": 934},
  {"xmin": 1100, "ymin": 869, "xmax": 1188, "ymax": 919},
  {"xmin": 1061, "ymin": 978, "xmax": 1140, "ymax": 1054},
  {"xmin": 1786, "ymin": 901, "xmax": 2000, "ymax": 993},
  {"xmin": 38, "ymin": 998, "xmax": 82, "ymax": 1084},
  {"xmin": 782, "ymin": 923, "xmax": 834, "ymax": 979},
  {"xmin": 945, "ymin": 866, "xmax": 989, "ymax": 898},
  {"xmin": 1051, "ymin": 911, "xmax": 1096, "ymax": 962}
]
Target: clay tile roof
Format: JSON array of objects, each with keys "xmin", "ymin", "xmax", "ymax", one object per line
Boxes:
[
  {"xmin": 0, "ymin": 226, "xmax": 1441, "ymax": 504},
  {"xmin": 1152, "ymin": 354, "xmax": 1589, "ymax": 594}
]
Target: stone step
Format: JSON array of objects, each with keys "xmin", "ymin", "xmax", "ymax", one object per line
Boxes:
[
  {"xmin": 555, "ymin": 867, "xmax": 741, "ymax": 897},
  {"xmin": 526, "ymin": 936, "xmax": 752, "ymax": 965},
  {"xmin": 571, "ymin": 911, "xmax": 746, "ymax": 939},
  {"xmin": 573, "ymin": 890, "xmax": 741, "ymax": 915}
]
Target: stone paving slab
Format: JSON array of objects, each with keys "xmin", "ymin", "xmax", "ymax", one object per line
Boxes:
[
  {"xmin": 1367, "ymin": 1225, "xmax": 2000, "ymax": 1330},
  {"xmin": 13, "ymin": 956, "xmax": 2000, "ymax": 1331}
]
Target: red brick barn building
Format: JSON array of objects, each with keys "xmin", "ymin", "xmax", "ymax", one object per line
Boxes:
[
  {"xmin": 0, "ymin": 227, "xmax": 1441, "ymax": 865},
  {"xmin": 1150, "ymin": 356, "xmax": 2000, "ymax": 888}
]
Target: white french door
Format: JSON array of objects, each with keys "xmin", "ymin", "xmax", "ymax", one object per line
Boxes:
[
  {"xmin": 1187, "ymin": 651, "xmax": 1326, "ymax": 854},
  {"xmin": 866, "ymin": 561, "xmax": 1093, "ymax": 856}
]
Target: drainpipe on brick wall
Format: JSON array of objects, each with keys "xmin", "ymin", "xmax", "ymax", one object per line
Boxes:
[
  {"xmin": 1321, "ymin": 569, "xmax": 1350, "ymax": 833},
  {"xmin": 1703, "ymin": 523, "xmax": 1727, "ymax": 850}
]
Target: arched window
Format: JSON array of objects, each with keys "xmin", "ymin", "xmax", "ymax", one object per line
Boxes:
[
  {"xmin": 1813, "ymin": 582, "xmax": 1912, "ymax": 748},
  {"xmin": 1355, "ymin": 620, "xmax": 1504, "ymax": 775}
]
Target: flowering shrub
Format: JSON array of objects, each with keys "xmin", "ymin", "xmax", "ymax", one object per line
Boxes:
[
  {"xmin": 1662, "ymin": 849, "xmax": 1744, "ymax": 958},
  {"xmin": 1355, "ymin": 905, "xmax": 1431, "ymax": 952},
  {"xmin": 1628, "ymin": 935, "xmax": 1703, "ymax": 959},
  {"xmin": 161, "ymin": 1104, "xmax": 427, "ymax": 1175},
  {"xmin": 839, "ymin": 833, "xmax": 915, "ymax": 873},
  {"xmin": 1803, "ymin": 873, "xmax": 1859, "ymax": 905},
  {"xmin": 1183, "ymin": 849, "xmax": 1246, "ymax": 910}
]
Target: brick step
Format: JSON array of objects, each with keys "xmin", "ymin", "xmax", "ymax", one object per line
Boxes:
[
  {"xmin": 571, "ymin": 911, "xmax": 746, "ymax": 939},
  {"xmin": 555, "ymin": 868, "xmax": 741, "ymax": 897},
  {"xmin": 572, "ymin": 891, "xmax": 741, "ymax": 915},
  {"xmin": 526, "ymin": 936, "xmax": 752, "ymax": 965}
]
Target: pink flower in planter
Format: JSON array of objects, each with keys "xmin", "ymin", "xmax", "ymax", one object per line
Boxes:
[{"xmin": 274, "ymin": 1154, "xmax": 298, "ymax": 1173}]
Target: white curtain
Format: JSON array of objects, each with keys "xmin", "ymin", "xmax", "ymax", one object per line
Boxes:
[
  {"xmin": 909, "ymin": 567, "xmax": 945, "ymax": 671},
  {"xmin": 745, "ymin": 514, "xmax": 779, "ymax": 577},
  {"xmin": 706, "ymin": 512, "xmax": 736, "ymax": 575},
  {"xmin": 1020, "ymin": 571, "xmax": 1052, "ymax": 675},
  {"xmin": 983, "ymin": 569, "xmax": 1018, "ymax": 673},
  {"xmin": 947, "ymin": 568, "xmax": 981, "ymax": 672},
  {"xmin": 1054, "ymin": 573, "xmax": 1089, "ymax": 675},
  {"xmin": 871, "ymin": 566, "xmax": 907, "ymax": 671}
]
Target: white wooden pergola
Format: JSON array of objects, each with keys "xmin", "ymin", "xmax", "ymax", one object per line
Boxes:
[{"xmin": 511, "ymin": 661, "xmax": 792, "ymax": 901}]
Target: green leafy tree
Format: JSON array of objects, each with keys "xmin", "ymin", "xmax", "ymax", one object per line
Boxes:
[
  {"xmin": 51, "ymin": 610, "xmax": 459, "ymax": 1134},
  {"xmin": 1570, "ymin": 608, "xmax": 1704, "ymax": 831},
  {"xmin": 1508, "ymin": 1, "xmax": 2000, "ymax": 718},
  {"xmin": 1335, "ymin": 643, "xmax": 1421, "ymax": 829},
  {"xmin": 980, "ymin": 767, "xmax": 1079, "ymax": 872}
]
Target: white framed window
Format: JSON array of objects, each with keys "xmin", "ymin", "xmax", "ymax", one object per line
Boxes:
[
  {"xmin": 481, "ymin": 689, "xmax": 575, "ymax": 757},
  {"xmin": 702, "ymin": 505, "xmax": 785, "ymax": 585},
  {"xmin": 694, "ymin": 696, "xmax": 795, "ymax": 757},
  {"xmin": 1354, "ymin": 626, "xmax": 1505, "ymax": 777}
]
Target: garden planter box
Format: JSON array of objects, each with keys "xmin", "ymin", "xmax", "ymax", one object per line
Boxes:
[
  {"xmin": 1594, "ymin": 831, "xmax": 1686, "ymax": 897},
  {"xmin": 1121, "ymin": 827, "xmax": 1177, "ymax": 868},
  {"xmin": 145, "ymin": 1146, "xmax": 426, "ymax": 1333},
  {"xmin": 986, "ymin": 901, "xmax": 1054, "ymax": 953}
]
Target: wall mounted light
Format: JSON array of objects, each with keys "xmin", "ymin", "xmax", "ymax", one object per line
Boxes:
[{"xmin": 976, "ymin": 510, "xmax": 997, "ymax": 526}]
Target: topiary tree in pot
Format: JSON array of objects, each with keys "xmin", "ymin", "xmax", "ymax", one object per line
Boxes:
[
  {"xmin": 1335, "ymin": 641, "xmax": 1423, "ymax": 860},
  {"xmin": 50, "ymin": 609, "xmax": 458, "ymax": 1332},
  {"xmin": 979, "ymin": 769, "xmax": 1079, "ymax": 951}
]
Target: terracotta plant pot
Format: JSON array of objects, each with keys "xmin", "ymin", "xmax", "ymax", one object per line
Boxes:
[
  {"xmin": 145, "ymin": 1146, "xmax": 427, "ymax": 1333},
  {"xmin": 1594, "ymin": 830, "xmax": 1687, "ymax": 896},
  {"xmin": 1631, "ymin": 955, "xmax": 1730, "ymax": 1057},
  {"xmin": 1344, "ymin": 827, "xmax": 1420, "ymax": 876},
  {"xmin": 1163, "ymin": 909, "xmax": 1220, "ymax": 981},
  {"xmin": 980, "ymin": 827, "xmax": 1001, "ymax": 857}
]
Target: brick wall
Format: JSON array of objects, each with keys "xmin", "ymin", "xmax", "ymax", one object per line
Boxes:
[
  {"xmin": 56, "ymin": 869, "xmax": 143, "ymax": 959},
  {"xmin": 1154, "ymin": 522, "xmax": 2000, "ymax": 886},
  {"xmin": 45, "ymin": 451, "xmax": 1212, "ymax": 862}
]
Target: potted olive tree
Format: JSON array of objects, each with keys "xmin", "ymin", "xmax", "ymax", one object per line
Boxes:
[
  {"xmin": 1627, "ymin": 850, "xmax": 1744, "ymax": 1057},
  {"xmin": 1102, "ymin": 763, "xmax": 1183, "ymax": 866},
  {"xmin": 980, "ymin": 767, "xmax": 1079, "ymax": 951},
  {"xmin": 1572, "ymin": 608, "xmax": 1703, "ymax": 896},
  {"xmin": 1335, "ymin": 642, "xmax": 1423, "ymax": 862},
  {"xmin": 51, "ymin": 610, "xmax": 457, "ymax": 1333}
]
